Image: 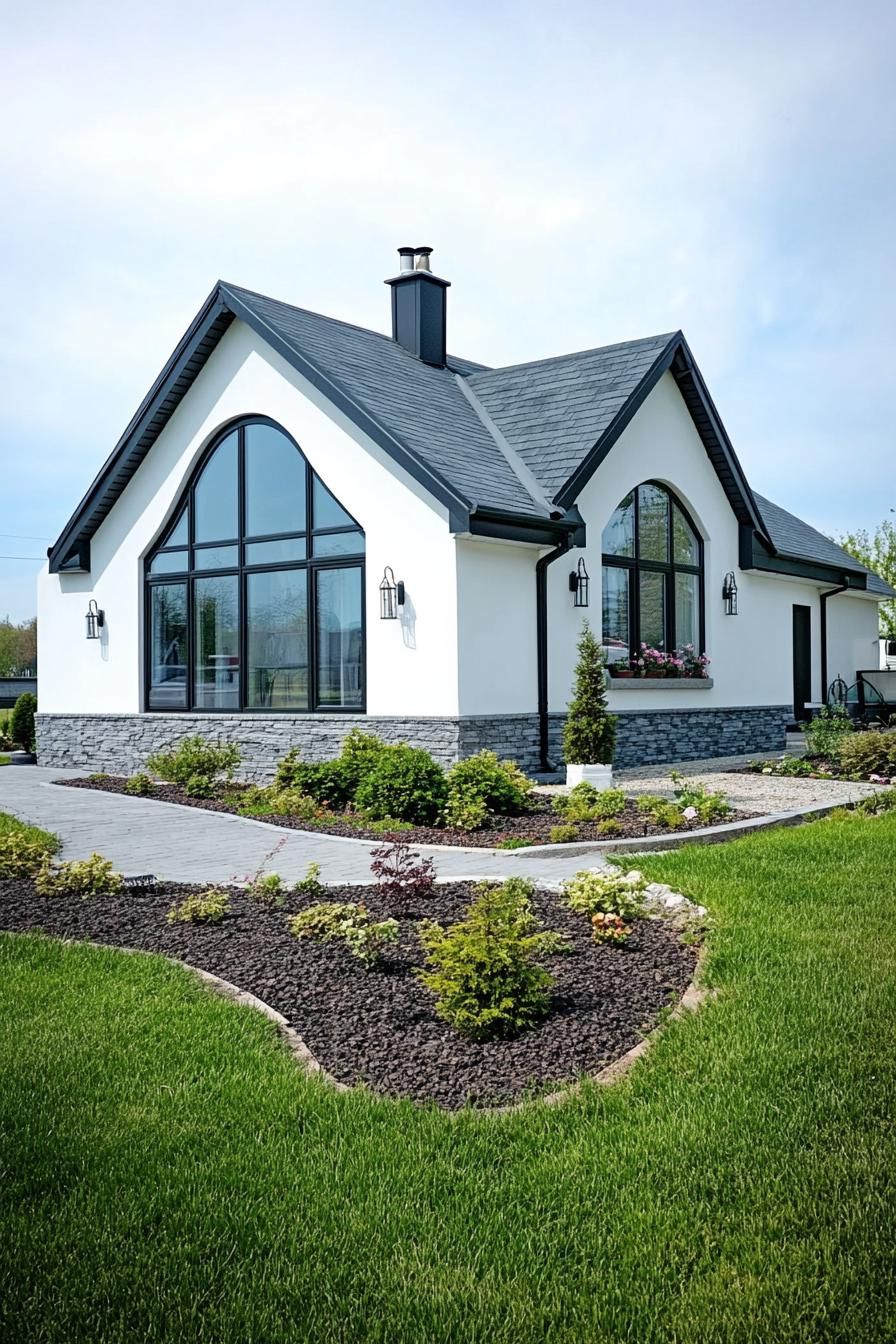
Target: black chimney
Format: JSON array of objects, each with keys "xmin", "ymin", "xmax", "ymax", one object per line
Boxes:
[{"xmin": 385, "ymin": 246, "xmax": 449, "ymax": 367}]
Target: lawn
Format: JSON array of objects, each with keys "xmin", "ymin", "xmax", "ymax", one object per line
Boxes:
[{"xmin": 1, "ymin": 811, "xmax": 895, "ymax": 1342}]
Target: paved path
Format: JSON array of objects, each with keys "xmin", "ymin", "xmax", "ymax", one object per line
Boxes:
[{"xmin": 0, "ymin": 768, "xmax": 613, "ymax": 885}]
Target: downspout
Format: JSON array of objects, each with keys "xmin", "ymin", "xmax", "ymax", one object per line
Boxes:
[
  {"xmin": 536, "ymin": 537, "xmax": 573, "ymax": 772},
  {"xmin": 819, "ymin": 583, "xmax": 849, "ymax": 702}
]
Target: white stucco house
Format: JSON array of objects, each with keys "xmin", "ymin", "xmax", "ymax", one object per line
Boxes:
[{"xmin": 36, "ymin": 246, "xmax": 894, "ymax": 776}]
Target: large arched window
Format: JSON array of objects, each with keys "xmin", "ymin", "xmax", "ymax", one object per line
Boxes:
[
  {"xmin": 601, "ymin": 482, "xmax": 703, "ymax": 666},
  {"xmin": 145, "ymin": 418, "xmax": 365, "ymax": 712}
]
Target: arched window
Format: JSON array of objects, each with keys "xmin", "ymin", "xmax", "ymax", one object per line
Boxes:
[
  {"xmin": 601, "ymin": 482, "xmax": 703, "ymax": 667},
  {"xmin": 145, "ymin": 418, "xmax": 365, "ymax": 712}
]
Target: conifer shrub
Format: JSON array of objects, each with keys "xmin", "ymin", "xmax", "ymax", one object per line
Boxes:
[
  {"xmin": 10, "ymin": 692, "xmax": 37, "ymax": 752},
  {"xmin": 563, "ymin": 623, "xmax": 616, "ymax": 765}
]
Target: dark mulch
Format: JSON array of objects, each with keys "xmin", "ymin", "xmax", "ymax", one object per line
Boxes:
[
  {"xmin": 0, "ymin": 877, "xmax": 697, "ymax": 1109},
  {"xmin": 57, "ymin": 776, "xmax": 752, "ymax": 847}
]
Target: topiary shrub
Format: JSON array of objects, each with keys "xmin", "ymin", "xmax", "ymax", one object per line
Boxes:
[
  {"xmin": 147, "ymin": 736, "xmax": 240, "ymax": 797},
  {"xmin": 35, "ymin": 853, "xmax": 123, "ymax": 898},
  {"xmin": 838, "ymin": 730, "xmax": 896, "ymax": 779},
  {"xmin": 563, "ymin": 623, "xmax": 616, "ymax": 766},
  {"xmin": 445, "ymin": 751, "xmax": 532, "ymax": 816},
  {"xmin": 417, "ymin": 878, "xmax": 567, "ymax": 1040},
  {"xmin": 10, "ymin": 692, "xmax": 37, "ymax": 752},
  {"xmin": 355, "ymin": 743, "xmax": 448, "ymax": 824}
]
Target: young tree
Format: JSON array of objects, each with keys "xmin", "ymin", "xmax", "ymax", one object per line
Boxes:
[
  {"xmin": 836, "ymin": 516, "xmax": 896, "ymax": 638},
  {"xmin": 563, "ymin": 622, "xmax": 617, "ymax": 765}
]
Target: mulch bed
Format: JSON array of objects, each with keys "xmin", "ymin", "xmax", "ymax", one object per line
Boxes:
[
  {"xmin": 0, "ymin": 877, "xmax": 697, "ymax": 1109},
  {"xmin": 56, "ymin": 776, "xmax": 752, "ymax": 847}
]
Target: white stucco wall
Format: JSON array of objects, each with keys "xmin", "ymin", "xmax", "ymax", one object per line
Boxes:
[
  {"xmin": 456, "ymin": 538, "xmax": 539, "ymax": 714},
  {"xmin": 37, "ymin": 320, "xmax": 460, "ymax": 716}
]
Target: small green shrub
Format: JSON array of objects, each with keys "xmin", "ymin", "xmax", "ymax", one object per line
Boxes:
[
  {"xmin": 88, "ymin": 772, "xmax": 109, "ymax": 782},
  {"xmin": 10, "ymin": 692, "xmax": 37, "ymax": 752},
  {"xmin": 442, "ymin": 787, "xmax": 489, "ymax": 832},
  {"xmin": 338, "ymin": 729, "xmax": 389, "ymax": 790},
  {"xmin": 294, "ymin": 862, "xmax": 325, "ymax": 898},
  {"xmin": 549, "ymin": 823, "xmax": 579, "ymax": 844},
  {"xmin": 36, "ymin": 854, "xmax": 123, "ymax": 899},
  {"xmin": 563, "ymin": 623, "xmax": 616, "ymax": 766},
  {"xmin": 365, "ymin": 816, "xmax": 415, "ymax": 835},
  {"xmin": 274, "ymin": 752, "xmax": 355, "ymax": 807},
  {"xmin": 750, "ymin": 756, "xmax": 819, "ymax": 777},
  {"xmin": 597, "ymin": 818, "xmax": 622, "ymax": 837},
  {"xmin": 838, "ymin": 731, "xmax": 896, "ymax": 780},
  {"xmin": 563, "ymin": 869, "xmax": 646, "ymax": 920},
  {"xmin": 288, "ymin": 901, "xmax": 398, "ymax": 967},
  {"xmin": 0, "ymin": 831, "xmax": 58, "ymax": 879},
  {"xmin": 167, "ymin": 888, "xmax": 230, "ymax": 924},
  {"xmin": 554, "ymin": 783, "xmax": 625, "ymax": 823},
  {"xmin": 495, "ymin": 837, "xmax": 532, "ymax": 850},
  {"xmin": 669, "ymin": 771, "xmax": 732, "ymax": 824},
  {"xmin": 417, "ymin": 878, "xmax": 561, "ymax": 1041},
  {"xmin": 0, "ymin": 708, "xmax": 13, "ymax": 750},
  {"xmin": 247, "ymin": 872, "xmax": 284, "ymax": 907},
  {"xmin": 446, "ymin": 751, "xmax": 532, "ymax": 816},
  {"xmin": 804, "ymin": 705, "xmax": 853, "ymax": 759},
  {"xmin": 355, "ymin": 743, "xmax": 447, "ymax": 824},
  {"xmin": 590, "ymin": 911, "xmax": 630, "ymax": 944},
  {"xmin": 147, "ymin": 736, "xmax": 240, "ymax": 797},
  {"xmin": 124, "ymin": 773, "xmax": 152, "ymax": 797},
  {"xmin": 234, "ymin": 785, "xmax": 321, "ymax": 820}
]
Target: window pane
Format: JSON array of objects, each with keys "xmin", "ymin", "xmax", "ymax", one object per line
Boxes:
[
  {"xmin": 316, "ymin": 567, "xmax": 363, "ymax": 707},
  {"xmin": 673, "ymin": 504, "xmax": 699, "ymax": 566},
  {"xmin": 602, "ymin": 566, "xmax": 630, "ymax": 666},
  {"xmin": 194, "ymin": 433, "xmax": 238, "ymax": 542},
  {"xmin": 601, "ymin": 493, "xmax": 634, "ymax": 557},
  {"xmin": 164, "ymin": 510, "xmax": 188, "ymax": 547},
  {"xmin": 639, "ymin": 570, "xmax": 667, "ymax": 651},
  {"xmin": 637, "ymin": 484, "xmax": 669, "ymax": 562},
  {"xmin": 675, "ymin": 571, "xmax": 700, "ymax": 651},
  {"xmin": 313, "ymin": 475, "xmax": 356, "ymax": 530},
  {"xmin": 193, "ymin": 575, "xmax": 239, "ymax": 709},
  {"xmin": 245, "ymin": 423, "xmax": 306, "ymax": 538},
  {"xmin": 149, "ymin": 549, "xmax": 187, "ymax": 575},
  {"xmin": 247, "ymin": 569, "xmax": 309, "ymax": 709},
  {"xmin": 148, "ymin": 584, "xmax": 187, "ymax": 709},
  {"xmin": 193, "ymin": 545, "xmax": 238, "ymax": 571},
  {"xmin": 245, "ymin": 537, "xmax": 307, "ymax": 566},
  {"xmin": 313, "ymin": 529, "xmax": 365, "ymax": 558}
]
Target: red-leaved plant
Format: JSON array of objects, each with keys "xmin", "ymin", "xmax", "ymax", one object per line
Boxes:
[{"xmin": 370, "ymin": 840, "xmax": 436, "ymax": 905}]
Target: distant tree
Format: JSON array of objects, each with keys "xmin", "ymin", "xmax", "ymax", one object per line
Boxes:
[
  {"xmin": 0, "ymin": 617, "xmax": 37, "ymax": 677},
  {"xmin": 836, "ymin": 516, "xmax": 896, "ymax": 638}
]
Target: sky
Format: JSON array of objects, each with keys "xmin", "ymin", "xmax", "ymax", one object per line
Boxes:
[{"xmin": 1, "ymin": 0, "xmax": 894, "ymax": 621}]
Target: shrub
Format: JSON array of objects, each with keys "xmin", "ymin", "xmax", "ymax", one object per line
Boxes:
[
  {"xmin": 750, "ymin": 756, "xmax": 818, "ymax": 777},
  {"xmin": 549, "ymin": 823, "xmax": 578, "ymax": 844},
  {"xmin": 167, "ymin": 888, "xmax": 230, "ymax": 924},
  {"xmin": 442, "ymin": 788, "xmax": 489, "ymax": 832},
  {"xmin": 446, "ymin": 751, "xmax": 532, "ymax": 816},
  {"xmin": 235, "ymin": 785, "xmax": 321, "ymax": 820},
  {"xmin": 294, "ymin": 862, "xmax": 325, "ymax": 898},
  {"xmin": 10, "ymin": 692, "xmax": 37, "ymax": 752},
  {"xmin": 147, "ymin": 736, "xmax": 240, "ymax": 797},
  {"xmin": 0, "ymin": 708, "xmax": 15, "ymax": 750},
  {"xmin": 288, "ymin": 901, "xmax": 398, "ymax": 967},
  {"xmin": 365, "ymin": 816, "xmax": 415, "ymax": 835},
  {"xmin": 856, "ymin": 787, "xmax": 896, "ymax": 815},
  {"xmin": 597, "ymin": 818, "xmax": 622, "ymax": 837},
  {"xmin": 804, "ymin": 705, "xmax": 853, "ymax": 759},
  {"xmin": 591, "ymin": 911, "xmax": 630, "ymax": 944},
  {"xmin": 838, "ymin": 730, "xmax": 896, "ymax": 780},
  {"xmin": 563, "ymin": 623, "xmax": 616, "ymax": 766},
  {"xmin": 36, "ymin": 854, "xmax": 123, "ymax": 898},
  {"xmin": 355, "ymin": 743, "xmax": 447, "ymax": 824},
  {"xmin": 417, "ymin": 878, "xmax": 562, "ymax": 1040},
  {"xmin": 554, "ymin": 783, "xmax": 625, "ymax": 823},
  {"xmin": 370, "ymin": 840, "xmax": 436, "ymax": 904},
  {"xmin": 338, "ymin": 729, "xmax": 389, "ymax": 790},
  {"xmin": 0, "ymin": 831, "xmax": 58, "ymax": 879},
  {"xmin": 495, "ymin": 837, "xmax": 532, "ymax": 849},
  {"xmin": 124, "ymin": 773, "xmax": 152, "ymax": 797},
  {"xmin": 274, "ymin": 752, "xmax": 355, "ymax": 807},
  {"xmin": 247, "ymin": 872, "xmax": 284, "ymax": 907},
  {"xmin": 563, "ymin": 869, "xmax": 646, "ymax": 920},
  {"xmin": 669, "ymin": 771, "xmax": 732, "ymax": 824}
]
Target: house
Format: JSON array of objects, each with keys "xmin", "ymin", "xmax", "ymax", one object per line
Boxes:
[{"xmin": 36, "ymin": 247, "xmax": 894, "ymax": 777}]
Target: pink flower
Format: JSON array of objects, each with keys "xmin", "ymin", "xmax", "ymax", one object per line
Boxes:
[
  {"xmin": 683, "ymin": 806, "xmax": 698, "ymax": 820},
  {"xmin": 870, "ymin": 774, "xmax": 887, "ymax": 784}
]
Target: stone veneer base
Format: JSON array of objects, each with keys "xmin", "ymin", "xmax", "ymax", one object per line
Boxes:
[{"xmin": 36, "ymin": 705, "xmax": 790, "ymax": 778}]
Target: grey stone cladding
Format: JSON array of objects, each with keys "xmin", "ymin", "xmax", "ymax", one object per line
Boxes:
[{"xmin": 37, "ymin": 705, "xmax": 789, "ymax": 777}]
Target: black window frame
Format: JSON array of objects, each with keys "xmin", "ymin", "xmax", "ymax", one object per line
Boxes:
[
  {"xmin": 144, "ymin": 416, "xmax": 366, "ymax": 714},
  {"xmin": 601, "ymin": 481, "xmax": 705, "ymax": 656}
]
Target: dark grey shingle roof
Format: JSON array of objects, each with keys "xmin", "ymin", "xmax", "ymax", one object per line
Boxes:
[
  {"xmin": 226, "ymin": 285, "xmax": 543, "ymax": 518},
  {"xmin": 754, "ymin": 494, "xmax": 895, "ymax": 597},
  {"xmin": 464, "ymin": 334, "xmax": 675, "ymax": 499}
]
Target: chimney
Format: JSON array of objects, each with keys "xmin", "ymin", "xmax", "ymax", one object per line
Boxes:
[{"xmin": 385, "ymin": 246, "xmax": 449, "ymax": 367}]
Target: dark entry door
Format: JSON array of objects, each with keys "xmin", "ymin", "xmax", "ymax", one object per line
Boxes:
[{"xmin": 792, "ymin": 605, "xmax": 812, "ymax": 721}]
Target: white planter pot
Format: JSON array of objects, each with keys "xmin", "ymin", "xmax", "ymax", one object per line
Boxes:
[{"xmin": 566, "ymin": 763, "xmax": 614, "ymax": 789}]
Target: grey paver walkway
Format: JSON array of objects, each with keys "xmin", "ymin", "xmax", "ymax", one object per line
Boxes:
[{"xmin": 0, "ymin": 768, "xmax": 612, "ymax": 884}]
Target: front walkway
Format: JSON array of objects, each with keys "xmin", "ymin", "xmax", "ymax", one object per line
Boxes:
[{"xmin": 0, "ymin": 769, "xmax": 611, "ymax": 884}]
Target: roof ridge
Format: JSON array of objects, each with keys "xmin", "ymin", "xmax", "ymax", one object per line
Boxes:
[
  {"xmin": 454, "ymin": 375, "xmax": 552, "ymax": 517},
  {"xmin": 468, "ymin": 331, "xmax": 680, "ymax": 380}
]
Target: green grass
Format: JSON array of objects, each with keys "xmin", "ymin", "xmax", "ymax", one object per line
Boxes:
[{"xmin": 1, "ymin": 813, "xmax": 895, "ymax": 1342}]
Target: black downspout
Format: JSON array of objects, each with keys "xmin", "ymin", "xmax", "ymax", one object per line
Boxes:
[
  {"xmin": 819, "ymin": 583, "xmax": 849, "ymax": 702},
  {"xmin": 536, "ymin": 538, "xmax": 573, "ymax": 772}
]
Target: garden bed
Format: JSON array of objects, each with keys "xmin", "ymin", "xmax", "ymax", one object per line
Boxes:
[
  {"xmin": 0, "ymin": 875, "xmax": 696, "ymax": 1108},
  {"xmin": 56, "ymin": 775, "xmax": 754, "ymax": 846}
]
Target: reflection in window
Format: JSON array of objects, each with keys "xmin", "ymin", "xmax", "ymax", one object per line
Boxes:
[
  {"xmin": 601, "ymin": 482, "xmax": 703, "ymax": 660},
  {"xmin": 145, "ymin": 418, "xmax": 365, "ymax": 712}
]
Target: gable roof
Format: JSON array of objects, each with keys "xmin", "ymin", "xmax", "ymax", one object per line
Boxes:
[
  {"xmin": 46, "ymin": 280, "xmax": 892, "ymax": 601},
  {"xmin": 753, "ymin": 494, "xmax": 895, "ymax": 597}
]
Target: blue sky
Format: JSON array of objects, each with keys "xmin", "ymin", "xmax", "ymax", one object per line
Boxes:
[{"xmin": 1, "ymin": 0, "xmax": 894, "ymax": 620}]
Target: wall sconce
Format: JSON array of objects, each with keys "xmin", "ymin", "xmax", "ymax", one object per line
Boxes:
[
  {"xmin": 568, "ymin": 558, "xmax": 590, "ymax": 608},
  {"xmin": 722, "ymin": 571, "xmax": 738, "ymax": 615},
  {"xmin": 379, "ymin": 566, "xmax": 405, "ymax": 620},
  {"xmin": 85, "ymin": 599, "xmax": 105, "ymax": 639}
]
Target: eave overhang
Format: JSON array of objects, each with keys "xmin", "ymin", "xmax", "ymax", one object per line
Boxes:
[{"xmin": 739, "ymin": 524, "xmax": 869, "ymax": 589}]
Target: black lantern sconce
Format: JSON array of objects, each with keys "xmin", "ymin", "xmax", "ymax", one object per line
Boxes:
[
  {"xmin": 722, "ymin": 571, "xmax": 738, "ymax": 616},
  {"xmin": 85, "ymin": 599, "xmax": 105, "ymax": 640},
  {"xmin": 379, "ymin": 567, "xmax": 405, "ymax": 620},
  {"xmin": 569, "ymin": 558, "xmax": 590, "ymax": 608}
]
